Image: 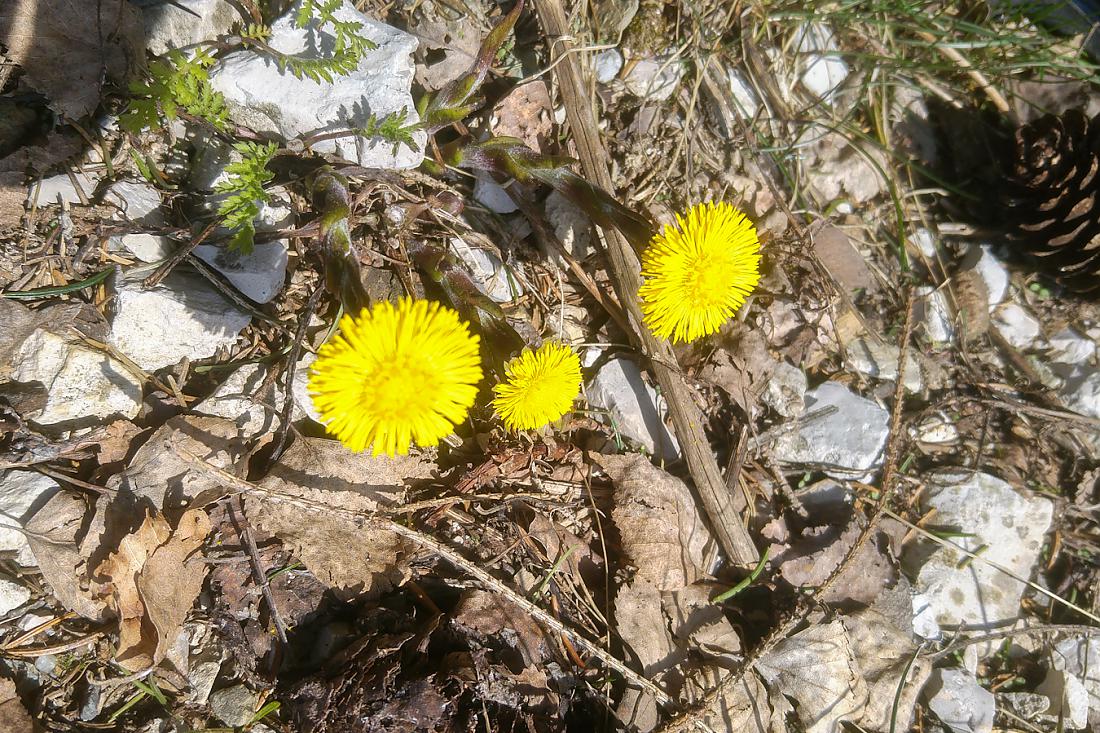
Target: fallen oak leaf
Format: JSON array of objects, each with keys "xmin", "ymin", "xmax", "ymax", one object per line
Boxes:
[{"xmin": 95, "ymin": 507, "xmax": 211, "ymax": 671}]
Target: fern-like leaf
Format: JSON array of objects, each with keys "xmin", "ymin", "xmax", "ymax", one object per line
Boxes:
[
  {"xmin": 357, "ymin": 107, "xmax": 421, "ymax": 154},
  {"xmin": 121, "ymin": 49, "xmax": 230, "ymax": 134},
  {"xmin": 214, "ymin": 141, "xmax": 278, "ymax": 253}
]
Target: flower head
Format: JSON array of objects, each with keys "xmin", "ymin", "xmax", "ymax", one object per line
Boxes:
[
  {"xmin": 309, "ymin": 297, "xmax": 482, "ymax": 456},
  {"xmin": 492, "ymin": 342, "xmax": 582, "ymax": 431},
  {"xmin": 638, "ymin": 202, "xmax": 761, "ymax": 343}
]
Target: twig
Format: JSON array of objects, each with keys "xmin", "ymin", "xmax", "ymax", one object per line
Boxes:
[
  {"xmin": 226, "ymin": 494, "xmax": 289, "ymax": 674},
  {"xmin": 927, "ymin": 623, "xmax": 1100, "ymax": 662},
  {"xmin": 657, "ymin": 286, "xmax": 917, "ymax": 732},
  {"xmin": 914, "ymin": 31, "xmax": 1012, "ymax": 117},
  {"xmin": 534, "ymin": 0, "xmax": 758, "ymax": 566},
  {"xmin": 143, "ymin": 219, "xmax": 219, "ymax": 288},
  {"xmin": 269, "ymin": 284, "xmax": 325, "ymax": 465}
]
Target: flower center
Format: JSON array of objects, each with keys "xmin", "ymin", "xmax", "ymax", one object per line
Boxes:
[
  {"xmin": 686, "ymin": 255, "xmax": 730, "ymax": 307},
  {"xmin": 365, "ymin": 357, "xmax": 438, "ymax": 420}
]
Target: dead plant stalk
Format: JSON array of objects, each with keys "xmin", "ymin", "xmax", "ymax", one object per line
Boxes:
[{"xmin": 534, "ymin": 0, "xmax": 758, "ymax": 566}]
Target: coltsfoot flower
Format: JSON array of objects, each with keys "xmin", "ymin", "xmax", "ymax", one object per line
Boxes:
[
  {"xmin": 492, "ymin": 342, "xmax": 582, "ymax": 431},
  {"xmin": 308, "ymin": 297, "xmax": 482, "ymax": 455},
  {"xmin": 638, "ymin": 202, "xmax": 761, "ymax": 343}
]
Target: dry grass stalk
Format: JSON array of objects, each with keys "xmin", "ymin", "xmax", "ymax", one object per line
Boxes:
[{"xmin": 533, "ymin": 0, "xmax": 759, "ymax": 566}]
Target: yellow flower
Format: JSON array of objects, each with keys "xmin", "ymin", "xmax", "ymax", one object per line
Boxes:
[
  {"xmin": 638, "ymin": 201, "xmax": 761, "ymax": 343},
  {"xmin": 308, "ymin": 297, "xmax": 482, "ymax": 456},
  {"xmin": 492, "ymin": 342, "xmax": 581, "ymax": 431}
]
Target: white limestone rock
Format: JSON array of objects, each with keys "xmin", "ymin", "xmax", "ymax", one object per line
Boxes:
[
  {"xmin": 772, "ymin": 381, "xmax": 889, "ymax": 479},
  {"xmin": 762, "ymin": 360, "xmax": 807, "ymax": 418},
  {"xmin": 911, "ymin": 470, "xmax": 1053, "ymax": 631},
  {"xmin": 727, "ymin": 69, "xmax": 760, "ymax": 118},
  {"xmin": 624, "ymin": 55, "xmax": 684, "ymax": 101},
  {"xmin": 105, "ymin": 179, "xmax": 164, "ymax": 225},
  {"xmin": 1047, "ymin": 327, "xmax": 1096, "ymax": 368},
  {"xmin": 142, "ymin": 0, "xmax": 239, "ymax": 55},
  {"xmin": 27, "ymin": 171, "xmax": 103, "ymax": 206},
  {"xmin": 0, "ymin": 471, "xmax": 59, "ymax": 567},
  {"xmin": 209, "ymin": 1, "xmax": 425, "ymax": 169},
  {"xmin": 794, "ymin": 23, "xmax": 849, "ymax": 103},
  {"xmin": 448, "ymin": 237, "xmax": 523, "ymax": 303},
  {"xmin": 10, "ymin": 329, "xmax": 142, "ymax": 427},
  {"xmin": 108, "ymin": 270, "xmax": 251, "ymax": 371},
  {"xmin": 969, "ymin": 244, "xmax": 1009, "ymax": 307},
  {"xmin": 473, "ymin": 174, "xmax": 518, "ymax": 214},
  {"xmin": 925, "ymin": 668, "xmax": 994, "ymax": 733},
  {"xmin": 1052, "ymin": 636, "xmax": 1100, "ymax": 718},
  {"xmin": 195, "ymin": 363, "xmax": 281, "ymax": 437},
  {"xmin": 193, "ymin": 241, "xmax": 289, "ymax": 304},
  {"xmin": 584, "ymin": 352, "xmax": 680, "ymax": 461},
  {"xmin": 593, "ymin": 49, "xmax": 623, "ymax": 84},
  {"xmin": 993, "ymin": 303, "xmax": 1042, "ymax": 350},
  {"xmin": 0, "ymin": 579, "xmax": 30, "ymax": 617},
  {"xmin": 291, "ymin": 351, "xmax": 324, "ymax": 424},
  {"xmin": 545, "ymin": 190, "xmax": 593, "ymax": 260},
  {"xmin": 844, "ymin": 337, "xmax": 923, "ymax": 393},
  {"xmin": 916, "ymin": 285, "xmax": 954, "ymax": 345},
  {"xmin": 109, "ymin": 233, "xmax": 174, "ymax": 263},
  {"xmin": 1063, "ymin": 368, "xmax": 1100, "ymax": 421},
  {"xmin": 1035, "ymin": 670, "xmax": 1090, "ymax": 730}
]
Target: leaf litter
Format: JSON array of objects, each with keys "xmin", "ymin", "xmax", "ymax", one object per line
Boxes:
[{"xmin": 0, "ymin": 0, "xmax": 1098, "ymax": 730}]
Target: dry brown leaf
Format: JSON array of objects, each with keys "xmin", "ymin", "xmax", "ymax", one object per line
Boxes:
[
  {"xmin": 413, "ymin": 17, "xmax": 482, "ymax": 91},
  {"xmin": 122, "ymin": 414, "xmax": 248, "ymax": 512},
  {"xmin": 775, "ymin": 522, "xmax": 896, "ymax": 607},
  {"xmin": 691, "ymin": 669, "xmax": 786, "ymax": 733},
  {"xmin": 140, "ymin": 509, "xmax": 211, "ymax": 662},
  {"xmin": 756, "ymin": 620, "xmax": 868, "ymax": 733},
  {"xmin": 842, "ymin": 609, "xmax": 931, "ymax": 731},
  {"xmin": 702, "ymin": 331, "xmax": 777, "ymax": 417},
  {"xmin": 453, "ymin": 589, "xmax": 551, "ymax": 667},
  {"xmin": 95, "ymin": 508, "xmax": 211, "ymax": 671},
  {"xmin": 0, "ymin": 0, "xmax": 143, "ymax": 119},
  {"xmin": 24, "ymin": 491, "xmax": 106, "ymax": 621},
  {"xmin": 250, "ymin": 438, "xmax": 430, "ymax": 597},
  {"xmin": 596, "ymin": 453, "xmax": 710, "ymax": 591},
  {"xmin": 615, "ymin": 581, "xmax": 745, "ymax": 733},
  {"xmin": 492, "ymin": 81, "xmax": 554, "ymax": 152},
  {"xmin": 0, "ymin": 678, "xmax": 33, "ymax": 733},
  {"xmin": 810, "ymin": 222, "xmax": 878, "ymax": 295}
]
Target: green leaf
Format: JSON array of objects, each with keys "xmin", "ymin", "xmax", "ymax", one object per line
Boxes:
[
  {"xmin": 215, "ymin": 141, "xmax": 278, "ymax": 254},
  {"xmin": 120, "ymin": 49, "xmax": 230, "ymax": 133}
]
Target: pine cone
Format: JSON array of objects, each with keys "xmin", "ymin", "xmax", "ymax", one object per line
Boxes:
[{"xmin": 1002, "ymin": 109, "xmax": 1100, "ymax": 296}]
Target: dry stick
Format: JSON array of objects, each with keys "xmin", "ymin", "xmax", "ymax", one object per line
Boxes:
[
  {"xmin": 175, "ymin": 446, "xmax": 673, "ymax": 705},
  {"xmin": 658, "ymin": 288, "xmax": 917, "ymax": 733},
  {"xmin": 143, "ymin": 218, "xmax": 220, "ymax": 288},
  {"xmin": 227, "ymin": 492, "xmax": 290, "ymax": 666},
  {"xmin": 270, "ymin": 284, "xmax": 326, "ymax": 465},
  {"xmin": 534, "ymin": 0, "xmax": 758, "ymax": 566},
  {"xmin": 927, "ymin": 623, "xmax": 1100, "ymax": 662},
  {"xmin": 913, "ymin": 31, "xmax": 1013, "ymax": 117}
]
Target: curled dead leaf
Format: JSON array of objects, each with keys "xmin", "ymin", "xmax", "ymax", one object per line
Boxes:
[
  {"xmin": 250, "ymin": 438, "xmax": 431, "ymax": 598},
  {"xmin": 595, "ymin": 453, "xmax": 710, "ymax": 591},
  {"xmin": 95, "ymin": 508, "xmax": 211, "ymax": 671}
]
